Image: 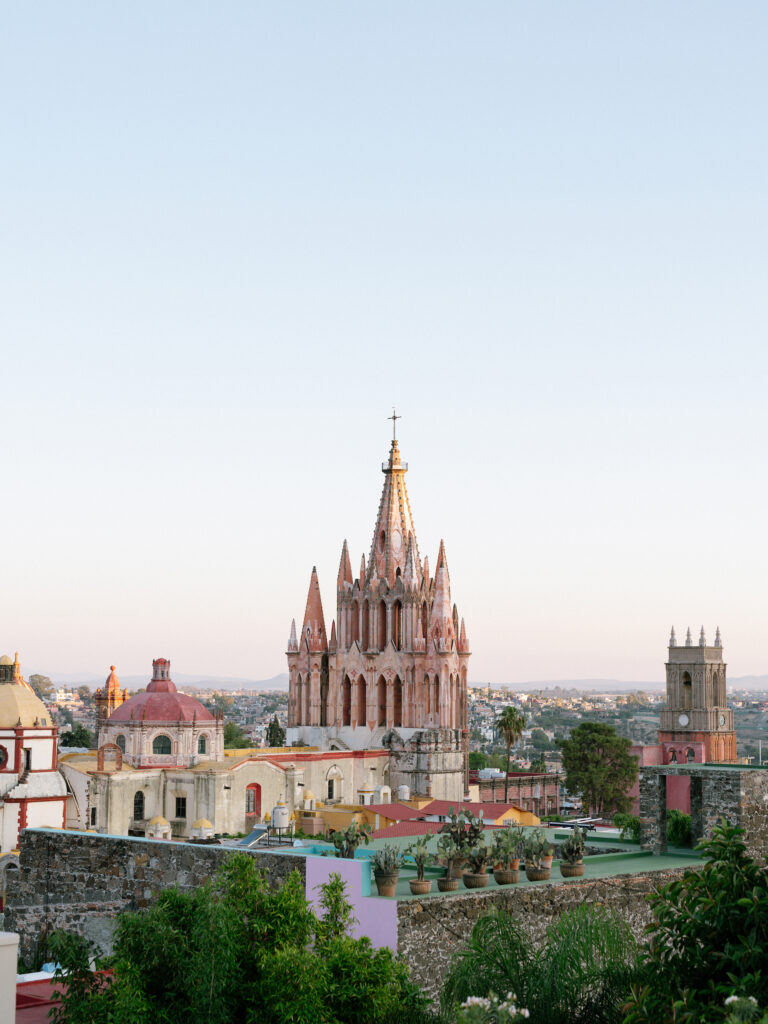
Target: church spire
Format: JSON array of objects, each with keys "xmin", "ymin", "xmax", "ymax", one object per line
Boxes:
[
  {"xmin": 337, "ymin": 539, "xmax": 353, "ymax": 590},
  {"xmin": 300, "ymin": 567, "xmax": 327, "ymax": 653},
  {"xmin": 367, "ymin": 430, "xmax": 421, "ymax": 587}
]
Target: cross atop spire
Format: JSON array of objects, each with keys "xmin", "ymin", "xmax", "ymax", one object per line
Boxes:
[{"xmin": 388, "ymin": 407, "xmax": 401, "ymax": 442}]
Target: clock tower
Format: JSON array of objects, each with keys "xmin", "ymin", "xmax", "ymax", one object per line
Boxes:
[{"xmin": 658, "ymin": 626, "xmax": 737, "ymax": 763}]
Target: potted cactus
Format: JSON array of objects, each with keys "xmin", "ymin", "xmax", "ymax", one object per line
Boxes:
[
  {"xmin": 372, "ymin": 845, "xmax": 403, "ymax": 897},
  {"xmin": 439, "ymin": 806, "xmax": 485, "ymax": 877},
  {"xmin": 462, "ymin": 843, "xmax": 491, "ymax": 889},
  {"xmin": 523, "ymin": 831, "xmax": 551, "ymax": 882},
  {"xmin": 492, "ymin": 824, "xmax": 523, "ymax": 885},
  {"xmin": 330, "ymin": 819, "xmax": 371, "ymax": 859},
  {"xmin": 406, "ymin": 834, "xmax": 433, "ymax": 895},
  {"xmin": 559, "ymin": 825, "xmax": 586, "ymax": 878},
  {"xmin": 436, "ymin": 835, "xmax": 461, "ymax": 892}
]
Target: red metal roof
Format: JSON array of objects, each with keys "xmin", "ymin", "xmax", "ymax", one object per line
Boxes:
[
  {"xmin": 420, "ymin": 800, "xmax": 524, "ymax": 819},
  {"xmin": 364, "ymin": 802, "xmax": 425, "ymax": 819},
  {"xmin": 370, "ymin": 821, "xmax": 444, "ymax": 839}
]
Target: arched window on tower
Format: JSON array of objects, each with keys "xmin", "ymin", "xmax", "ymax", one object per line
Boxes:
[
  {"xmin": 198, "ymin": 735, "xmax": 207, "ymax": 755},
  {"xmin": 377, "ymin": 676, "xmax": 387, "ymax": 727},
  {"xmin": 393, "ymin": 676, "xmax": 402, "ymax": 727},
  {"xmin": 342, "ymin": 675, "xmax": 352, "ymax": 727},
  {"xmin": 133, "ymin": 791, "xmax": 145, "ymax": 820},
  {"xmin": 362, "ymin": 600, "xmax": 370, "ymax": 650},
  {"xmin": 681, "ymin": 672, "xmax": 692, "ymax": 709},
  {"xmin": 115, "ymin": 735, "xmax": 126, "ymax": 754},
  {"xmin": 424, "ymin": 674, "xmax": 431, "ymax": 716},
  {"xmin": 421, "ymin": 601, "xmax": 428, "ymax": 640},
  {"xmin": 378, "ymin": 601, "xmax": 387, "ymax": 651},
  {"xmin": 356, "ymin": 676, "xmax": 366, "ymax": 727},
  {"xmin": 296, "ymin": 674, "xmax": 303, "ymax": 724},
  {"xmin": 687, "ymin": 747, "xmax": 695, "ymax": 763},
  {"xmin": 351, "ymin": 601, "xmax": 360, "ymax": 646},
  {"xmin": 393, "ymin": 601, "xmax": 402, "ymax": 650}
]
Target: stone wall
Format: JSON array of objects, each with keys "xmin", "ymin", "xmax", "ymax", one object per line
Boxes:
[
  {"xmin": 397, "ymin": 866, "xmax": 690, "ymax": 1001},
  {"xmin": 5, "ymin": 828, "xmax": 305, "ymax": 962},
  {"xmin": 639, "ymin": 765, "xmax": 768, "ymax": 859}
]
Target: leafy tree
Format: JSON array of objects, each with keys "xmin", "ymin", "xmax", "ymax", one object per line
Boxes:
[
  {"xmin": 625, "ymin": 822, "xmax": 768, "ymax": 1023},
  {"xmin": 45, "ymin": 855, "xmax": 434, "ymax": 1024},
  {"xmin": 265, "ymin": 715, "xmax": 286, "ymax": 747},
  {"xmin": 530, "ymin": 728, "xmax": 551, "ymax": 751},
  {"xmin": 29, "ymin": 673, "xmax": 54, "ymax": 699},
  {"xmin": 558, "ymin": 722, "xmax": 637, "ymax": 817},
  {"xmin": 442, "ymin": 904, "xmax": 638, "ymax": 1024},
  {"xmin": 61, "ymin": 723, "xmax": 93, "ymax": 748},
  {"xmin": 469, "ymin": 751, "xmax": 489, "ymax": 771},
  {"xmin": 529, "ymin": 755, "xmax": 547, "ymax": 774},
  {"xmin": 206, "ymin": 692, "xmax": 235, "ymax": 716},
  {"xmin": 223, "ymin": 721, "xmax": 250, "ymax": 748},
  {"xmin": 76, "ymin": 685, "xmax": 92, "ymax": 702},
  {"xmin": 496, "ymin": 706, "xmax": 526, "ymax": 802}
]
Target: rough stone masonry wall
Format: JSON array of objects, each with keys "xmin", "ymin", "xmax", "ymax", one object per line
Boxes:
[
  {"xmin": 398, "ymin": 867, "xmax": 690, "ymax": 1002},
  {"xmin": 4, "ymin": 829, "xmax": 306, "ymax": 963}
]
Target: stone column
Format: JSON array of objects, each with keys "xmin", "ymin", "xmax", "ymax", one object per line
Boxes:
[{"xmin": 639, "ymin": 769, "xmax": 667, "ymax": 854}]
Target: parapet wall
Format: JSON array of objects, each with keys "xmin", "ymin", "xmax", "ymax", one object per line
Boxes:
[
  {"xmin": 5, "ymin": 829, "xmax": 305, "ymax": 962},
  {"xmin": 397, "ymin": 865, "xmax": 690, "ymax": 1001},
  {"xmin": 639, "ymin": 765, "xmax": 768, "ymax": 858}
]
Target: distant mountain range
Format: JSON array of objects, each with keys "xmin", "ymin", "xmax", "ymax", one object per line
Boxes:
[{"xmin": 33, "ymin": 672, "xmax": 768, "ymax": 694}]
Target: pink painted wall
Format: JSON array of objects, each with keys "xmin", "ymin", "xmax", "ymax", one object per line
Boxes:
[
  {"xmin": 306, "ymin": 856, "xmax": 398, "ymax": 952},
  {"xmin": 629, "ymin": 742, "xmax": 705, "ymax": 816}
]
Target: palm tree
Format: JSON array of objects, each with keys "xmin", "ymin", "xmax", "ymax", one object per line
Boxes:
[{"xmin": 496, "ymin": 705, "xmax": 526, "ymax": 803}]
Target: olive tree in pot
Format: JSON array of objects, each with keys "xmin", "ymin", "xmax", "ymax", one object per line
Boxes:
[
  {"xmin": 372, "ymin": 845, "xmax": 404, "ymax": 897},
  {"xmin": 523, "ymin": 832, "xmax": 551, "ymax": 882},
  {"xmin": 559, "ymin": 825, "xmax": 585, "ymax": 878},
  {"xmin": 406, "ymin": 834, "xmax": 433, "ymax": 895},
  {"xmin": 463, "ymin": 844, "xmax": 491, "ymax": 889},
  {"xmin": 439, "ymin": 806, "xmax": 485, "ymax": 878},
  {"xmin": 436, "ymin": 835, "xmax": 462, "ymax": 892},
  {"xmin": 492, "ymin": 824, "xmax": 524, "ymax": 885}
]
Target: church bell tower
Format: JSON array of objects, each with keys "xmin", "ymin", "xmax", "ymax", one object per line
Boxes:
[{"xmin": 658, "ymin": 626, "xmax": 737, "ymax": 763}]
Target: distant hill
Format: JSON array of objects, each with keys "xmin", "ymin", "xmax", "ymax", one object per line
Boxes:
[
  {"xmin": 471, "ymin": 675, "xmax": 768, "ymax": 693},
  {"xmin": 39, "ymin": 671, "xmax": 290, "ymax": 692}
]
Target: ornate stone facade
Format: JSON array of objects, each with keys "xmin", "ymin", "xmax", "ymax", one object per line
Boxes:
[{"xmin": 286, "ymin": 435, "xmax": 470, "ymax": 799}]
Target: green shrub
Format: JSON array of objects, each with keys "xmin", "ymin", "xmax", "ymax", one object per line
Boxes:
[
  {"xmin": 442, "ymin": 903, "xmax": 639, "ymax": 1024},
  {"xmin": 625, "ymin": 821, "xmax": 768, "ymax": 1023},
  {"xmin": 666, "ymin": 808, "xmax": 692, "ymax": 847},
  {"xmin": 613, "ymin": 812, "xmax": 642, "ymax": 842}
]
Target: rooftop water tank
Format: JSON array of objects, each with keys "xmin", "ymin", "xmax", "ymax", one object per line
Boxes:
[
  {"xmin": 397, "ymin": 784, "xmax": 410, "ymax": 801},
  {"xmin": 272, "ymin": 802, "xmax": 290, "ymax": 829}
]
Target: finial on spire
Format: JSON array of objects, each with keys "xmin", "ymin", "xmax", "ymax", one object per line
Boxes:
[
  {"xmin": 715, "ymin": 626, "xmax": 722, "ymax": 648},
  {"xmin": 685, "ymin": 627, "xmax": 692, "ymax": 647},
  {"xmin": 699, "ymin": 626, "xmax": 706, "ymax": 647},
  {"xmin": 669, "ymin": 626, "xmax": 676, "ymax": 647},
  {"xmin": 388, "ymin": 407, "xmax": 401, "ymax": 442}
]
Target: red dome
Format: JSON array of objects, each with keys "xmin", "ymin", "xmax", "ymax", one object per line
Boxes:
[{"xmin": 109, "ymin": 670, "xmax": 215, "ymax": 724}]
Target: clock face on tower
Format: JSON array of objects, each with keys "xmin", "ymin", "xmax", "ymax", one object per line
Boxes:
[
  {"xmin": 719, "ymin": 714, "xmax": 726, "ymax": 726},
  {"xmin": 678, "ymin": 714, "xmax": 689, "ymax": 727}
]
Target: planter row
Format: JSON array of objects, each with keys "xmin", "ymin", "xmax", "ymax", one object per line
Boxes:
[{"xmin": 374, "ymin": 860, "xmax": 585, "ymax": 896}]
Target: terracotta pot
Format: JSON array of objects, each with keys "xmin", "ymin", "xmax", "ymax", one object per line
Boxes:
[
  {"xmin": 409, "ymin": 878, "xmax": 432, "ymax": 895},
  {"xmin": 542, "ymin": 855, "xmax": 554, "ymax": 869},
  {"xmin": 374, "ymin": 871, "xmax": 399, "ymax": 897},
  {"xmin": 559, "ymin": 861, "xmax": 584, "ymax": 878},
  {"xmin": 462, "ymin": 871, "xmax": 490, "ymax": 889},
  {"xmin": 493, "ymin": 868, "xmax": 519, "ymax": 885},
  {"xmin": 450, "ymin": 857, "xmax": 467, "ymax": 879},
  {"xmin": 437, "ymin": 876, "xmax": 459, "ymax": 892},
  {"xmin": 525, "ymin": 866, "xmax": 551, "ymax": 882},
  {"xmin": 509, "ymin": 858, "xmax": 520, "ymax": 871}
]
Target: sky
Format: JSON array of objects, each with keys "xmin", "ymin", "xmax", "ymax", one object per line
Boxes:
[{"xmin": 2, "ymin": 3, "xmax": 767, "ymax": 687}]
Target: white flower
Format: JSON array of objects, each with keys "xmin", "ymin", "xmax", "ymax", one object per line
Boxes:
[
  {"xmin": 519, "ymin": 1011, "xmax": 530, "ymax": 1019},
  {"xmin": 725, "ymin": 996, "xmax": 739, "ymax": 1006}
]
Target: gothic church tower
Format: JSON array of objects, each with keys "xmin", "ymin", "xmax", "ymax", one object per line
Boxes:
[{"xmin": 287, "ymin": 432, "xmax": 470, "ymax": 799}]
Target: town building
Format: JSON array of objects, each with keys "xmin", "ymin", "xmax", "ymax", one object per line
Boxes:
[
  {"xmin": 287, "ymin": 430, "xmax": 470, "ymax": 800},
  {"xmin": 93, "ymin": 664, "xmax": 128, "ymax": 743},
  {"xmin": 0, "ymin": 653, "xmax": 67, "ymax": 854}
]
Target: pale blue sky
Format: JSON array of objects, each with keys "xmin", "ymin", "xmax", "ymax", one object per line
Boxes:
[{"xmin": 2, "ymin": 3, "xmax": 767, "ymax": 684}]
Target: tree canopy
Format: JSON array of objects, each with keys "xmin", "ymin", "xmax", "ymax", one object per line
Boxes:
[
  {"xmin": 558, "ymin": 722, "xmax": 637, "ymax": 817},
  {"xmin": 223, "ymin": 720, "xmax": 250, "ymax": 748},
  {"xmin": 496, "ymin": 706, "xmax": 526, "ymax": 802},
  {"xmin": 29, "ymin": 673, "xmax": 54, "ymax": 699},
  {"xmin": 265, "ymin": 715, "xmax": 286, "ymax": 747},
  {"xmin": 46, "ymin": 855, "xmax": 433, "ymax": 1024},
  {"xmin": 60, "ymin": 723, "xmax": 94, "ymax": 749}
]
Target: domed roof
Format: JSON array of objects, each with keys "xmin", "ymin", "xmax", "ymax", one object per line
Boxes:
[
  {"xmin": 0, "ymin": 654, "xmax": 49, "ymax": 728},
  {"xmin": 108, "ymin": 658, "xmax": 215, "ymax": 725},
  {"xmin": 148, "ymin": 815, "xmax": 169, "ymax": 826},
  {"xmin": 303, "ymin": 789, "xmax": 316, "ymax": 801},
  {"xmin": 192, "ymin": 818, "xmax": 213, "ymax": 829}
]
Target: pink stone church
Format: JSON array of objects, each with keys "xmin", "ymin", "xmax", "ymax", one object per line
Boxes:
[{"xmin": 287, "ymin": 432, "xmax": 470, "ymax": 800}]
